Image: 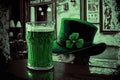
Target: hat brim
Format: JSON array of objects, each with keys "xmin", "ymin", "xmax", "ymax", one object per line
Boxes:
[{"xmin": 52, "ymin": 40, "xmax": 106, "ymax": 56}]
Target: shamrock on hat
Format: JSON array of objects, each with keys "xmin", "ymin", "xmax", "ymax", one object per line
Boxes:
[{"xmin": 66, "ymin": 33, "xmax": 84, "ymax": 49}]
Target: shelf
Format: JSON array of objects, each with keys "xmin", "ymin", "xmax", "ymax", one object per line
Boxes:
[
  {"xmin": 10, "ymin": 27, "xmax": 21, "ymax": 29},
  {"xmin": 29, "ymin": 1, "xmax": 53, "ymax": 6}
]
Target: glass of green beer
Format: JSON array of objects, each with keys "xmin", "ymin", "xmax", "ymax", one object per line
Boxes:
[{"xmin": 26, "ymin": 21, "xmax": 54, "ymax": 70}]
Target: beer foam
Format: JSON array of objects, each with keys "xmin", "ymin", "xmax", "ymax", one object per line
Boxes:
[{"xmin": 26, "ymin": 26, "xmax": 54, "ymax": 32}]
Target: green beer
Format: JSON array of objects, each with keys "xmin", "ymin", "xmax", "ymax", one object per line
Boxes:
[{"xmin": 26, "ymin": 22, "xmax": 54, "ymax": 70}]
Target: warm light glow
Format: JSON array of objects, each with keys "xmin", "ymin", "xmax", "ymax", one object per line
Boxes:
[
  {"xmin": 47, "ymin": 7, "xmax": 52, "ymax": 12},
  {"xmin": 9, "ymin": 32, "xmax": 14, "ymax": 37},
  {"xmin": 16, "ymin": 21, "xmax": 22, "ymax": 28},
  {"xmin": 41, "ymin": 12, "xmax": 44, "ymax": 15},
  {"xmin": 38, "ymin": 7, "xmax": 42, "ymax": 11},
  {"xmin": 10, "ymin": 20, "xmax": 15, "ymax": 27}
]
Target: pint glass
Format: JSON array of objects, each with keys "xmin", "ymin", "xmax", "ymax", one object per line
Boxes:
[{"xmin": 26, "ymin": 21, "xmax": 54, "ymax": 70}]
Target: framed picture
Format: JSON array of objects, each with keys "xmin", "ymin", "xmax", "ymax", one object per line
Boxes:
[
  {"xmin": 101, "ymin": 0, "xmax": 120, "ymax": 32},
  {"xmin": 86, "ymin": 0, "xmax": 100, "ymax": 23}
]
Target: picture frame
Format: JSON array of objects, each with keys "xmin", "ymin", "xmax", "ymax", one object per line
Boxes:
[
  {"xmin": 86, "ymin": 0, "xmax": 100, "ymax": 24},
  {"xmin": 101, "ymin": 0, "xmax": 120, "ymax": 32}
]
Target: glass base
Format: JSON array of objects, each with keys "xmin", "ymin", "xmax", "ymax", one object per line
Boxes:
[{"xmin": 27, "ymin": 65, "xmax": 53, "ymax": 70}]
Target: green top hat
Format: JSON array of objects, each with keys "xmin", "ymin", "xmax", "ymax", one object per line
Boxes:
[{"xmin": 52, "ymin": 18, "xmax": 106, "ymax": 56}]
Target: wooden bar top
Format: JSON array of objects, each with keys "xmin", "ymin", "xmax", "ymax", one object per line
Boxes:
[{"xmin": 7, "ymin": 59, "xmax": 115, "ymax": 80}]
